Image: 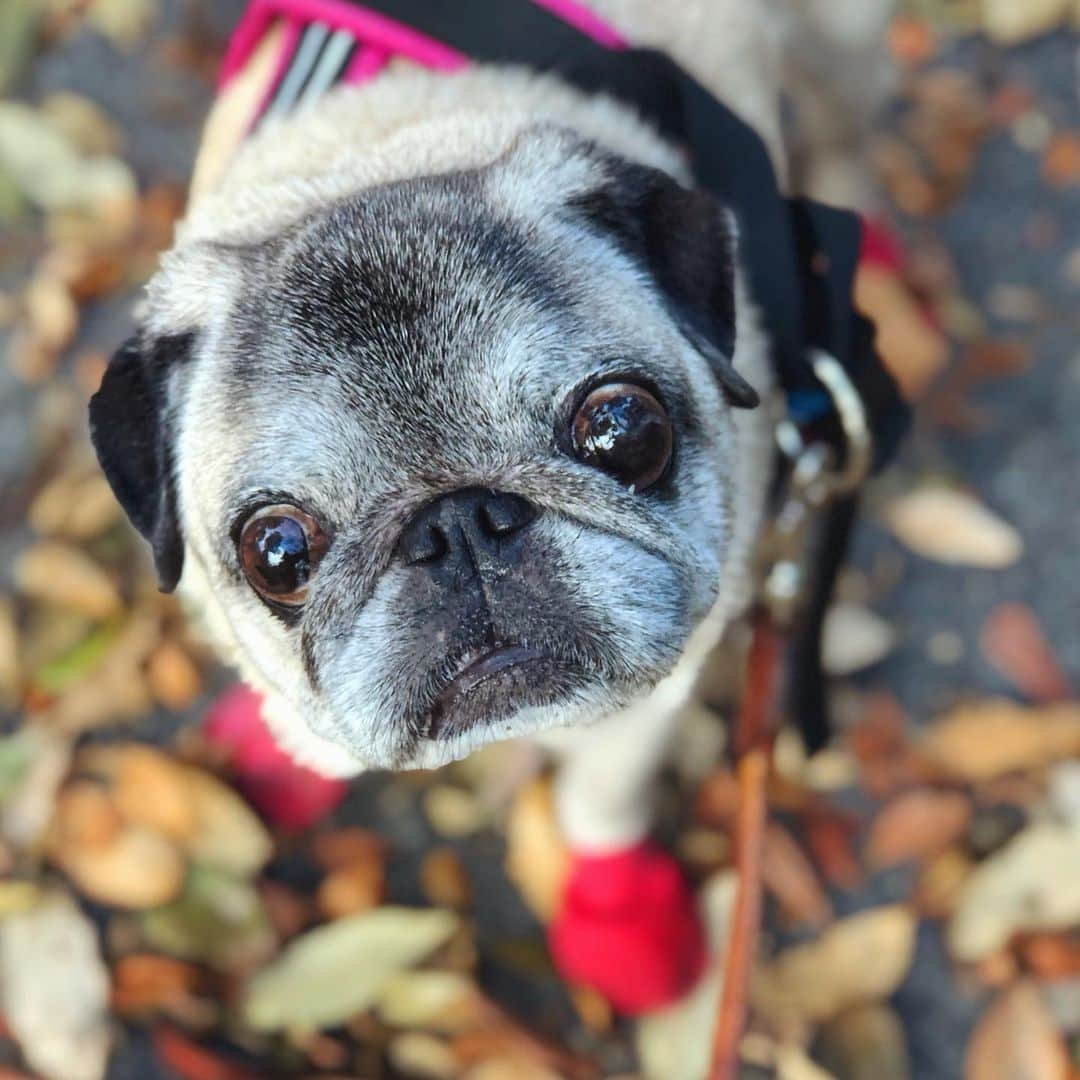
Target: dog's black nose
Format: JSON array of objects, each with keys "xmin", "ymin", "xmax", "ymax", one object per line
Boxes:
[{"xmin": 396, "ymin": 488, "xmax": 538, "ymax": 567}]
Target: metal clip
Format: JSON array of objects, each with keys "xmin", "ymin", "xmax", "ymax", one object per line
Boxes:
[{"xmin": 761, "ymin": 351, "xmax": 874, "ymax": 627}]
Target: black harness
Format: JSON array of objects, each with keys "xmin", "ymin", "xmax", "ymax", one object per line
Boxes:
[{"xmin": 248, "ymin": 0, "xmax": 911, "ymax": 748}]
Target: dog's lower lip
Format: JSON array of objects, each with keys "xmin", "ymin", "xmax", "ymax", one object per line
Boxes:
[{"xmin": 428, "ymin": 645, "xmax": 546, "ymax": 737}]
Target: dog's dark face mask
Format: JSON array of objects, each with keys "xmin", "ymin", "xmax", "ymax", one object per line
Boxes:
[{"xmin": 90, "ymin": 130, "xmax": 763, "ymax": 770}]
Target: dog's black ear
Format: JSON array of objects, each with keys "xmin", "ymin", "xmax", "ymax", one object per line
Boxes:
[
  {"xmin": 571, "ymin": 160, "xmax": 759, "ymax": 409},
  {"xmin": 89, "ymin": 333, "xmax": 190, "ymax": 592}
]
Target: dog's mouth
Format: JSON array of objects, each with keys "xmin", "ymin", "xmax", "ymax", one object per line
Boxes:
[{"xmin": 425, "ymin": 643, "xmax": 557, "ymax": 740}]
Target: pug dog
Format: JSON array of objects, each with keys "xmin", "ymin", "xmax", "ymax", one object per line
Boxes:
[{"xmin": 90, "ymin": 0, "xmax": 894, "ymax": 1011}]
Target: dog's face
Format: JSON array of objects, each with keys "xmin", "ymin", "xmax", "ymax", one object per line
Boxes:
[{"xmin": 91, "ymin": 129, "xmax": 760, "ymax": 770}]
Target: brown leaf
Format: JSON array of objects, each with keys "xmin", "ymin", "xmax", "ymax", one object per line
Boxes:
[
  {"xmin": 915, "ymin": 848, "xmax": 975, "ymax": 919},
  {"xmin": 29, "ymin": 469, "xmax": 121, "ymax": 541},
  {"xmin": 52, "ymin": 780, "xmax": 122, "ymax": 851},
  {"xmin": 14, "ymin": 541, "xmax": 123, "ymax": 620},
  {"xmin": 52, "ymin": 823, "xmax": 185, "ymax": 910},
  {"xmin": 963, "ymin": 340, "xmax": 1033, "ymax": 380},
  {"xmin": 921, "ymin": 700, "xmax": 1080, "ymax": 783},
  {"xmin": 145, "ymin": 640, "xmax": 203, "ymax": 712},
  {"xmin": 109, "ymin": 744, "xmax": 198, "ymax": 843},
  {"xmin": 420, "ymin": 848, "xmax": 472, "ymax": 909},
  {"xmin": 761, "ymin": 823, "xmax": 833, "ymax": 928},
  {"xmin": 111, "ymin": 955, "xmax": 200, "ymax": 1017},
  {"xmin": 966, "ymin": 982, "xmax": 1069, "ymax": 1080},
  {"xmin": 316, "ymin": 860, "xmax": 385, "ymax": 921},
  {"xmin": 802, "ymin": 814, "xmax": 863, "ymax": 891},
  {"xmin": 866, "ymin": 789, "xmax": 973, "ymax": 869},
  {"xmin": 503, "ymin": 778, "xmax": 569, "ymax": 923},
  {"xmin": 312, "ymin": 828, "xmax": 386, "ymax": 872},
  {"xmin": 1016, "ymin": 932, "xmax": 1080, "ymax": 981},
  {"xmin": 855, "ymin": 266, "xmax": 949, "ymax": 401},
  {"xmin": 753, "ymin": 906, "xmax": 917, "ymax": 1027},
  {"xmin": 980, "ymin": 604, "xmax": 1074, "ymax": 704},
  {"xmin": 887, "ymin": 15, "xmax": 937, "ymax": 67},
  {"xmin": 847, "ymin": 693, "xmax": 932, "ymax": 798}
]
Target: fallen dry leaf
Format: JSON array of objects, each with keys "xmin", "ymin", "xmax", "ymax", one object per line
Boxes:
[
  {"xmin": 145, "ymin": 640, "xmax": 203, "ymax": 712},
  {"xmin": 979, "ymin": 603, "xmax": 1074, "ymax": 704},
  {"xmin": 386, "ymin": 1032, "xmax": 460, "ymax": 1080},
  {"xmin": 916, "ymin": 848, "xmax": 975, "ymax": 920},
  {"xmin": 53, "ymin": 822, "xmax": 185, "ymax": 909},
  {"xmin": 948, "ymin": 823, "xmax": 1080, "ymax": 961},
  {"xmin": 802, "ymin": 813, "xmax": 863, "ymax": 891},
  {"xmin": 14, "ymin": 540, "xmax": 123, "ymax": 619},
  {"xmin": 921, "ymin": 700, "xmax": 1080, "ymax": 783},
  {"xmin": 0, "ymin": 102, "xmax": 137, "ymax": 215},
  {"xmin": 0, "ymin": 726, "xmax": 72, "ymax": 850},
  {"xmin": 181, "ymin": 767, "xmax": 273, "ymax": 877},
  {"xmin": 424, "ymin": 784, "xmax": 487, "ymax": 838},
  {"xmin": 39, "ymin": 91, "xmax": 122, "ymax": 156},
  {"xmin": 28, "ymin": 468, "xmax": 121, "ymax": 540},
  {"xmin": 883, "ymin": 487, "xmax": 1022, "ymax": 569},
  {"xmin": 0, "ymin": 597, "xmax": 18, "ymax": 707},
  {"xmin": 823, "ymin": 603, "xmax": 897, "ymax": 677},
  {"xmin": 855, "ymin": 266, "xmax": 949, "ymax": 400},
  {"xmin": 108, "ymin": 744, "xmax": 198, "ymax": 843},
  {"xmin": 376, "ymin": 970, "xmax": 491, "ymax": 1034},
  {"xmin": 111, "ymin": 954, "xmax": 201, "ymax": 1017},
  {"xmin": 980, "ymin": 0, "xmax": 1073, "ymax": 43},
  {"xmin": 965, "ymin": 981, "xmax": 1069, "ymax": 1080},
  {"xmin": 312, "ymin": 827, "xmax": 386, "ymax": 871},
  {"xmin": 462, "ymin": 1059, "xmax": 563, "ymax": 1080},
  {"xmin": 0, "ymin": 891, "xmax": 111, "ymax": 1080},
  {"xmin": 1016, "ymin": 932, "xmax": 1080, "ymax": 981},
  {"xmin": 866, "ymin": 789, "xmax": 973, "ymax": 869},
  {"xmin": 52, "ymin": 779, "xmax": 123, "ymax": 850},
  {"xmin": 887, "ymin": 15, "xmax": 937, "ymax": 68},
  {"xmin": 317, "ymin": 859, "xmax": 385, "ymax": 920},
  {"xmin": 22, "ymin": 270, "xmax": 78, "ymax": 357},
  {"xmin": 243, "ymin": 906, "xmax": 460, "ymax": 1031},
  {"xmin": 814, "ymin": 1004, "xmax": 911, "ymax": 1080},
  {"xmin": 753, "ymin": 905, "xmax": 917, "ymax": 1027},
  {"xmin": 420, "ymin": 847, "xmax": 473, "ymax": 909},
  {"xmin": 504, "ymin": 778, "xmax": 570, "ymax": 922},
  {"xmin": 141, "ymin": 865, "xmax": 274, "ymax": 974},
  {"xmin": 761, "ymin": 822, "xmax": 833, "ymax": 928},
  {"xmin": 1049, "ymin": 762, "xmax": 1080, "ymax": 828}
]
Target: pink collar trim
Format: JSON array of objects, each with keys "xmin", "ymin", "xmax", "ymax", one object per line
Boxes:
[{"xmin": 219, "ymin": 0, "xmax": 627, "ymax": 110}]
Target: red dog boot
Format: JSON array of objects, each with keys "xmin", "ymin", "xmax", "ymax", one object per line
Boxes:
[
  {"xmin": 549, "ymin": 840, "xmax": 706, "ymax": 1014},
  {"xmin": 203, "ymin": 684, "xmax": 348, "ymax": 831}
]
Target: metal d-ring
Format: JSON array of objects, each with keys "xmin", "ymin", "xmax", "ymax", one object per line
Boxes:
[{"xmin": 807, "ymin": 349, "xmax": 874, "ymax": 498}]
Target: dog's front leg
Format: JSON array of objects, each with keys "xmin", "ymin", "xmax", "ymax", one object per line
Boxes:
[{"xmin": 540, "ymin": 690, "xmax": 707, "ymax": 1013}]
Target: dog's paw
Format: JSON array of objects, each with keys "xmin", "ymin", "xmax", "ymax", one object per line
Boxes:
[{"xmin": 549, "ymin": 841, "xmax": 706, "ymax": 1014}]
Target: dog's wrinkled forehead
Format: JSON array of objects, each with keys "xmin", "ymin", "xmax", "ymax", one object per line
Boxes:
[{"xmin": 230, "ymin": 172, "xmax": 573, "ymax": 457}]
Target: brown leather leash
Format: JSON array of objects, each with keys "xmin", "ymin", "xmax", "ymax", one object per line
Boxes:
[
  {"xmin": 709, "ymin": 612, "xmax": 783, "ymax": 1079},
  {"xmin": 708, "ymin": 351, "xmax": 875, "ymax": 1078}
]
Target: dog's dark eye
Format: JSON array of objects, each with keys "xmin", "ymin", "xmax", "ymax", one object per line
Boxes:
[
  {"xmin": 571, "ymin": 382, "xmax": 673, "ymax": 492},
  {"xmin": 238, "ymin": 505, "xmax": 328, "ymax": 607}
]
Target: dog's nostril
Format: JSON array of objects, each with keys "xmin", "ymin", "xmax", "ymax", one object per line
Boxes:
[
  {"xmin": 479, "ymin": 492, "xmax": 537, "ymax": 538},
  {"xmin": 399, "ymin": 521, "xmax": 448, "ymax": 566}
]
